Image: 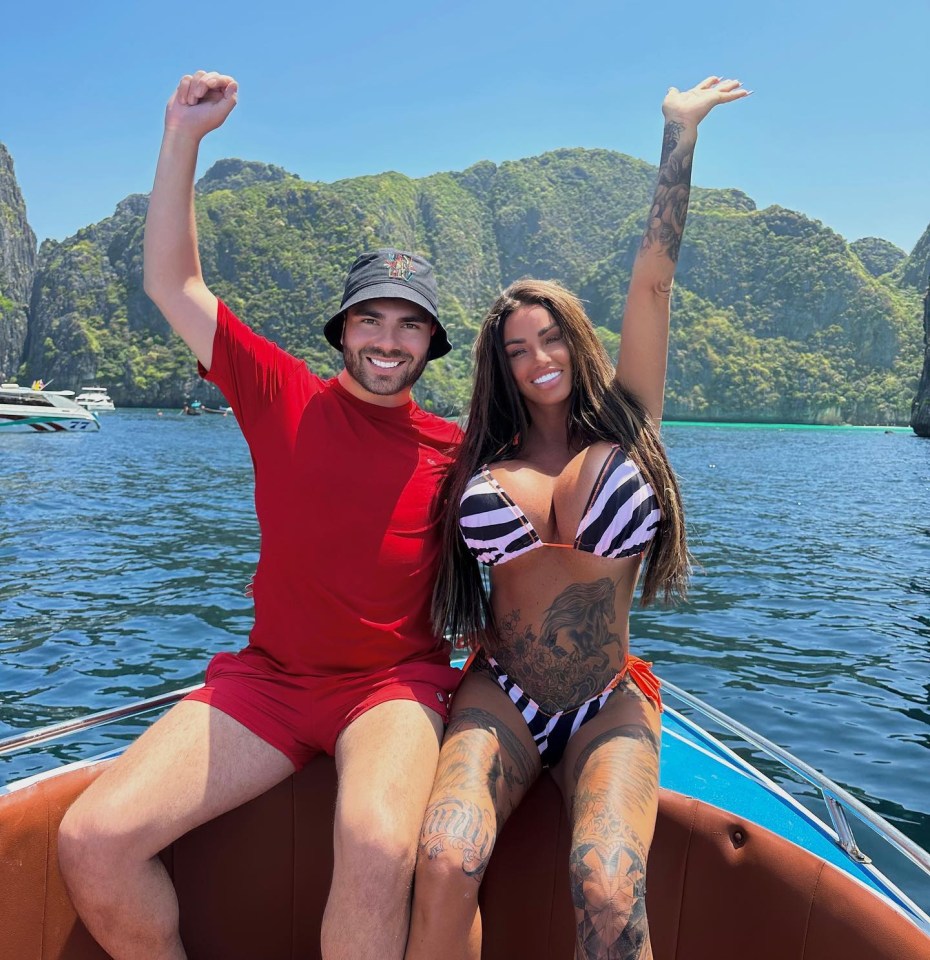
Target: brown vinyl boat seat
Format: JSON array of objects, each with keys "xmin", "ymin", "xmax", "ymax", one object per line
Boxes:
[{"xmin": 2, "ymin": 756, "xmax": 929, "ymax": 960}]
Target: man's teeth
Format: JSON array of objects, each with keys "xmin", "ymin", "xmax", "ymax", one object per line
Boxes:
[
  {"xmin": 533, "ymin": 371, "xmax": 560, "ymax": 385},
  {"xmin": 370, "ymin": 358, "xmax": 402, "ymax": 369}
]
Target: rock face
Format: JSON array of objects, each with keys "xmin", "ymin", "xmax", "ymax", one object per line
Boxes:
[
  {"xmin": 195, "ymin": 158, "xmax": 297, "ymax": 195},
  {"xmin": 901, "ymin": 224, "xmax": 930, "ymax": 290},
  {"xmin": 0, "ymin": 143, "xmax": 37, "ymax": 380},
  {"xmin": 850, "ymin": 236, "xmax": 906, "ymax": 278},
  {"xmin": 910, "ymin": 281, "xmax": 930, "ymax": 437},
  {"xmin": 23, "ymin": 194, "xmax": 202, "ymax": 408},
  {"xmin": 11, "ymin": 148, "xmax": 928, "ymax": 421}
]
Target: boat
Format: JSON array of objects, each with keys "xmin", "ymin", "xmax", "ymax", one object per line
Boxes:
[
  {"xmin": 74, "ymin": 386, "xmax": 116, "ymax": 411},
  {"xmin": 1, "ymin": 673, "xmax": 928, "ymax": 960},
  {"xmin": 0, "ymin": 382, "xmax": 100, "ymax": 433}
]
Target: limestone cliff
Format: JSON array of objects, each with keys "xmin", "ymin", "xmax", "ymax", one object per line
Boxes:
[
  {"xmin": 850, "ymin": 237, "xmax": 906, "ymax": 278},
  {"xmin": 0, "ymin": 143, "xmax": 37, "ymax": 380},
  {"xmin": 14, "ymin": 150, "xmax": 927, "ymax": 421},
  {"xmin": 910, "ymin": 281, "xmax": 930, "ymax": 437},
  {"xmin": 901, "ymin": 224, "xmax": 930, "ymax": 290}
]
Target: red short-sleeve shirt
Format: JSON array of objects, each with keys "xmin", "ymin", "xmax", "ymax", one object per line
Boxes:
[{"xmin": 201, "ymin": 300, "xmax": 461, "ymax": 677}]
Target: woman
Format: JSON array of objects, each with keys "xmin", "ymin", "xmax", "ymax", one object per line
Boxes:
[{"xmin": 405, "ymin": 77, "xmax": 748, "ymax": 960}]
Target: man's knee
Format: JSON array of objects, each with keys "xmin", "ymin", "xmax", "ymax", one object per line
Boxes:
[
  {"xmin": 59, "ymin": 789, "xmax": 144, "ymax": 886},
  {"xmin": 59, "ymin": 800, "xmax": 110, "ymax": 891},
  {"xmin": 333, "ymin": 804, "xmax": 421, "ymax": 898},
  {"xmin": 323, "ymin": 826, "xmax": 417, "ymax": 957}
]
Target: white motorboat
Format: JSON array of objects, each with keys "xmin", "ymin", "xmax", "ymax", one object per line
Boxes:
[
  {"xmin": 74, "ymin": 386, "xmax": 116, "ymax": 411},
  {"xmin": 0, "ymin": 383, "xmax": 100, "ymax": 433}
]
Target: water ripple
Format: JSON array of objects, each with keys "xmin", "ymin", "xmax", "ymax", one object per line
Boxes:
[{"xmin": 1, "ymin": 414, "xmax": 928, "ymax": 876}]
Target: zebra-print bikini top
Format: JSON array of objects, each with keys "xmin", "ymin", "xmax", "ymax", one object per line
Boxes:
[{"xmin": 459, "ymin": 446, "xmax": 661, "ymax": 567}]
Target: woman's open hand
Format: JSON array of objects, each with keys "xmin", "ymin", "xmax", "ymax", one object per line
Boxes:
[{"xmin": 662, "ymin": 76, "xmax": 749, "ymax": 128}]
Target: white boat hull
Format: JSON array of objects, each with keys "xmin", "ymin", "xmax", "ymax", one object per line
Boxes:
[
  {"xmin": 0, "ymin": 414, "xmax": 100, "ymax": 432},
  {"xmin": 75, "ymin": 387, "xmax": 116, "ymax": 411},
  {"xmin": 0, "ymin": 385, "xmax": 101, "ymax": 432}
]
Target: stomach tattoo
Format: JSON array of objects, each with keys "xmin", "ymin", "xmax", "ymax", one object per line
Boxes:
[{"xmin": 488, "ymin": 577, "xmax": 622, "ymax": 713}]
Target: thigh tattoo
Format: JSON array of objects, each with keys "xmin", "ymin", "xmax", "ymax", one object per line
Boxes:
[
  {"xmin": 572, "ymin": 723, "xmax": 660, "ymax": 820},
  {"xmin": 418, "ymin": 706, "xmax": 538, "ymax": 883}
]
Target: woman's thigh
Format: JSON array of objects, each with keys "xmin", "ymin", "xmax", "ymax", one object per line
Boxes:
[
  {"xmin": 553, "ymin": 679, "xmax": 662, "ymax": 957},
  {"xmin": 418, "ymin": 668, "xmax": 543, "ymax": 883},
  {"xmin": 555, "ymin": 677, "xmax": 661, "ymax": 827}
]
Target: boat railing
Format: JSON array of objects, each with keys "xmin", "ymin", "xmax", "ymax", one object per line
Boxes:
[
  {"xmin": 2, "ymin": 678, "xmax": 929, "ymax": 886},
  {"xmin": 661, "ymin": 679, "xmax": 930, "ymax": 879},
  {"xmin": 0, "ymin": 685, "xmax": 203, "ymax": 758}
]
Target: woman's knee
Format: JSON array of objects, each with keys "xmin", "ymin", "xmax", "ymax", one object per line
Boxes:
[
  {"xmin": 568, "ymin": 838, "xmax": 650, "ymax": 958},
  {"xmin": 416, "ymin": 794, "xmax": 497, "ymax": 893}
]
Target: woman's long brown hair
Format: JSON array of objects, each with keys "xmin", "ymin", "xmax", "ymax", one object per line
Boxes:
[{"xmin": 432, "ymin": 278, "xmax": 689, "ymax": 645}]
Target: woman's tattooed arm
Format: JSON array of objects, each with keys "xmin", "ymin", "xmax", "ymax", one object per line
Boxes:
[
  {"xmin": 618, "ymin": 77, "xmax": 747, "ymax": 420},
  {"xmin": 640, "ymin": 119, "xmax": 696, "ymax": 267}
]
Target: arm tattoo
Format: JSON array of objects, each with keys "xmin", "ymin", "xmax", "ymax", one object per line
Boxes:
[
  {"xmin": 640, "ymin": 119, "xmax": 694, "ymax": 265},
  {"xmin": 491, "ymin": 578, "xmax": 621, "ymax": 712}
]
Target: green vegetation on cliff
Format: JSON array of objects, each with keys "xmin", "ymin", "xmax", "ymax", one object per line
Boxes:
[{"xmin": 20, "ymin": 151, "xmax": 924, "ymax": 424}]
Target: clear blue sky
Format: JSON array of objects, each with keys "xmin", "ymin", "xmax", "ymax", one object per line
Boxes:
[{"xmin": 4, "ymin": 0, "xmax": 929, "ymax": 253}]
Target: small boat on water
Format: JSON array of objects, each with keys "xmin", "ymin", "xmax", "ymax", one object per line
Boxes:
[
  {"xmin": 1, "ymin": 673, "xmax": 928, "ymax": 960},
  {"xmin": 74, "ymin": 386, "xmax": 116, "ymax": 412},
  {"xmin": 0, "ymin": 383, "xmax": 100, "ymax": 433}
]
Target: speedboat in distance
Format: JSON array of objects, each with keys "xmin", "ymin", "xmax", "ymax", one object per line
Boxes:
[
  {"xmin": 75, "ymin": 386, "xmax": 116, "ymax": 411},
  {"xmin": 0, "ymin": 383, "xmax": 100, "ymax": 433}
]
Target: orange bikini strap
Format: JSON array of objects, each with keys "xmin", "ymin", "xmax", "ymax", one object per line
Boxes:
[
  {"xmin": 616, "ymin": 655, "xmax": 663, "ymax": 712},
  {"xmin": 461, "ymin": 648, "xmax": 480, "ymax": 673}
]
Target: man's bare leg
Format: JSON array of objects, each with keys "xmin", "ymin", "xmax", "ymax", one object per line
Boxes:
[
  {"xmin": 321, "ymin": 699, "xmax": 444, "ymax": 960},
  {"xmin": 58, "ymin": 700, "xmax": 296, "ymax": 960}
]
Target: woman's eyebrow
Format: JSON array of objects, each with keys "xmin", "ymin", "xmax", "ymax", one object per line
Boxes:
[{"xmin": 504, "ymin": 323, "xmax": 559, "ymax": 347}]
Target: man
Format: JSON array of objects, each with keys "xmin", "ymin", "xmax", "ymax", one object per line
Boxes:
[{"xmin": 58, "ymin": 70, "xmax": 462, "ymax": 960}]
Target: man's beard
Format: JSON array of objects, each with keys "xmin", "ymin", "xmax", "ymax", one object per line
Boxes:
[{"xmin": 342, "ymin": 345, "xmax": 429, "ymax": 397}]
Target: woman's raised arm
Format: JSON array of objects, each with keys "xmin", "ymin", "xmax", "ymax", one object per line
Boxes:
[{"xmin": 616, "ymin": 77, "xmax": 749, "ymax": 421}]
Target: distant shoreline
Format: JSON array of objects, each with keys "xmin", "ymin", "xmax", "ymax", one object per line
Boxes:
[
  {"xmin": 663, "ymin": 420, "xmax": 914, "ymax": 432},
  {"xmin": 117, "ymin": 407, "xmax": 919, "ymax": 433}
]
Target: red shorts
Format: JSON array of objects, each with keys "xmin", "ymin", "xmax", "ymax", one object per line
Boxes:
[{"xmin": 185, "ymin": 648, "xmax": 462, "ymax": 769}]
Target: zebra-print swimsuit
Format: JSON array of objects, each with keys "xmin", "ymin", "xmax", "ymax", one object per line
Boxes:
[
  {"xmin": 458, "ymin": 445, "xmax": 663, "ymax": 765},
  {"xmin": 473, "ymin": 651, "xmax": 662, "ymax": 768},
  {"xmin": 458, "ymin": 445, "xmax": 661, "ymax": 567}
]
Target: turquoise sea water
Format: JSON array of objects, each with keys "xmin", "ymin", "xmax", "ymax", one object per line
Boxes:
[{"xmin": 1, "ymin": 412, "xmax": 928, "ymax": 898}]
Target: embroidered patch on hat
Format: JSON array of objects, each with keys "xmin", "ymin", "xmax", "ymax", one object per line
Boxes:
[{"xmin": 384, "ymin": 252, "xmax": 416, "ymax": 282}]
